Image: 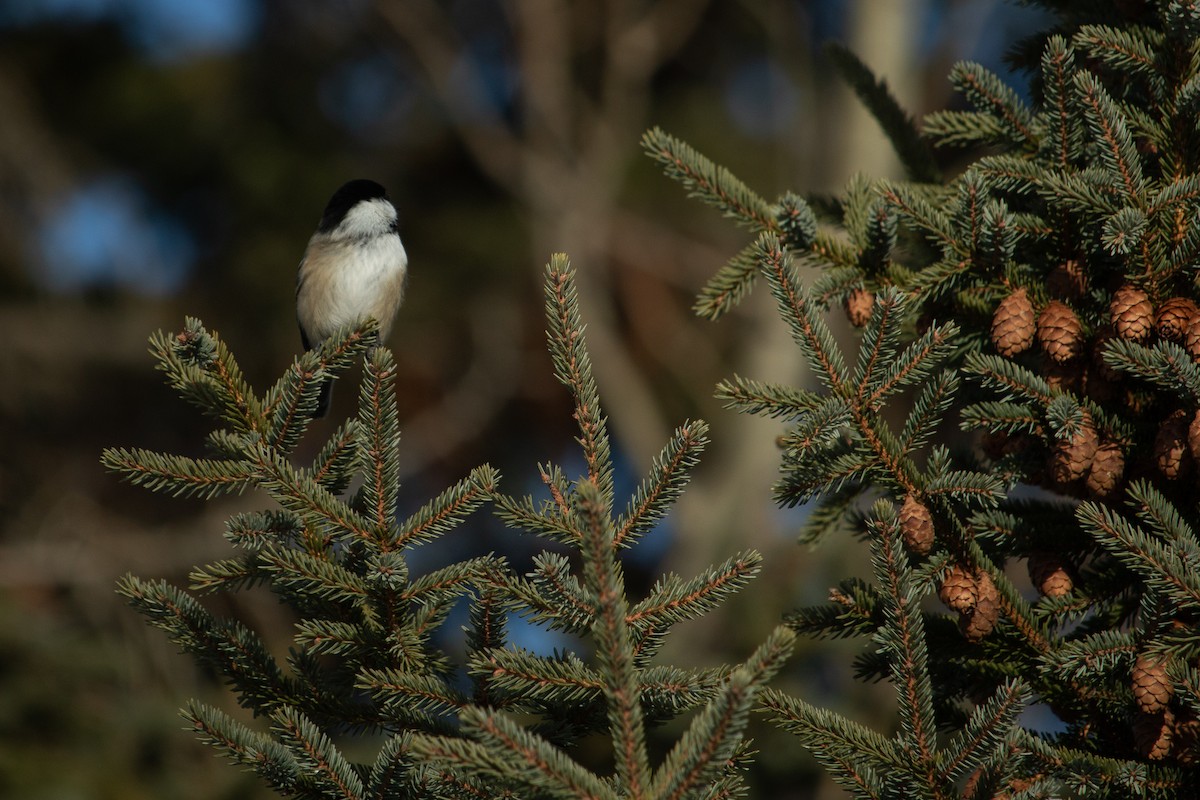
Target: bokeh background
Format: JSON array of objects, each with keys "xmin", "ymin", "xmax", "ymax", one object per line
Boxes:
[{"xmin": 0, "ymin": 1, "xmax": 1049, "ymax": 797}]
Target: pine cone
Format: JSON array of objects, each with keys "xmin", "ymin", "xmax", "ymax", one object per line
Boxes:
[
  {"xmin": 1047, "ymin": 259, "xmax": 1087, "ymax": 299},
  {"xmin": 844, "ymin": 288, "xmax": 874, "ymax": 327},
  {"xmin": 1037, "ymin": 301, "xmax": 1083, "ymax": 362},
  {"xmin": 939, "ymin": 565, "xmax": 978, "ymax": 613},
  {"xmin": 1111, "ymin": 284, "xmax": 1154, "ymax": 340},
  {"xmin": 980, "ymin": 430, "xmax": 1010, "ymax": 460},
  {"xmin": 991, "ymin": 288, "xmax": 1036, "ymax": 357},
  {"xmin": 1086, "ymin": 442, "xmax": 1125, "ymax": 498},
  {"xmin": 963, "ymin": 768, "xmax": 984, "ymax": 800},
  {"xmin": 1133, "ymin": 655, "xmax": 1172, "ymax": 714},
  {"xmin": 1155, "ymin": 409, "xmax": 1190, "ymax": 479},
  {"xmin": 1189, "ymin": 410, "xmax": 1200, "ymax": 462},
  {"xmin": 961, "ymin": 570, "xmax": 1000, "ymax": 642},
  {"xmin": 1156, "ymin": 297, "xmax": 1199, "ymax": 341},
  {"xmin": 1134, "ymin": 709, "xmax": 1175, "ymax": 760},
  {"xmin": 1172, "ymin": 712, "xmax": 1200, "ymax": 765},
  {"xmin": 1050, "ymin": 411, "xmax": 1099, "ymax": 484},
  {"xmin": 1042, "ymin": 357, "xmax": 1083, "ymax": 393},
  {"xmin": 899, "ymin": 494, "xmax": 934, "ymax": 555},
  {"xmin": 1186, "ymin": 314, "xmax": 1200, "ymax": 362},
  {"xmin": 1027, "ymin": 552, "xmax": 1073, "ymax": 598}
]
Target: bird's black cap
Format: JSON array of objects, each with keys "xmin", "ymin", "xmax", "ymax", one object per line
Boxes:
[{"xmin": 317, "ymin": 179, "xmax": 389, "ymax": 232}]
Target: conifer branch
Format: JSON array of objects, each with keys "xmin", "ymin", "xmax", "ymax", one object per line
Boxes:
[
  {"xmin": 357, "ymin": 669, "xmax": 470, "ymax": 717},
  {"xmin": 868, "ymin": 504, "xmax": 940, "ymax": 791},
  {"xmin": 755, "ymin": 232, "xmax": 848, "ymax": 390},
  {"xmin": 394, "ymin": 465, "xmax": 499, "ymax": 549},
  {"xmin": 713, "ymin": 375, "xmax": 826, "ymax": 419},
  {"xmin": 246, "ymin": 440, "xmax": 379, "ymax": 542},
  {"xmin": 1074, "ymin": 25, "xmax": 1164, "ymax": 98},
  {"xmin": 264, "ymin": 351, "xmax": 326, "ymax": 453},
  {"xmin": 641, "ymin": 127, "xmax": 776, "ymax": 231},
  {"xmin": 545, "ymin": 256, "xmax": 615, "ymax": 506},
  {"xmin": 1075, "ymin": 71, "xmax": 1146, "ymax": 200},
  {"xmin": 308, "ymin": 419, "xmax": 361, "ymax": 494},
  {"xmin": 922, "ymin": 110, "xmax": 1009, "ymax": 148},
  {"xmin": 367, "ymin": 734, "xmax": 417, "ymax": 800},
  {"xmin": 358, "ymin": 347, "xmax": 402, "ymax": 534},
  {"xmin": 118, "ymin": 576, "xmax": 296, "ymax": 707},
  {"xmin": 262, "ymin": 319, "xmax": 379, "ymax": 429},
  {"xmin": 150, "ymin": 319, "xmax": 265, "ymax": 432},
  {"xmin": 616, "ymin": 420, "xmax": 709, "ymax": 548},
  {"xmin": 626, "ymin": 552, "xmax": 763, "ymax": 640},
  {"xmin": 184, "ymin": 701, "xmax": 301, "ymax": 794},
  {"xmin": 1101, "ymin": 338, "xmax": 1200, "ymax": 401},
  {"xmin": 898, "ymin": 370, "xmax": 959, "ymax": 452},
  {"xmin": 760, "ymin": 688, "xmax": 899, "ymax": 797},
  {"xmin": 1041, "ymin": 36, "xmax": 1079, "ymax": 169},
  {"xmin": 950, "ymin": 61, "xmax": 1039, "ymax": 150},
  {"xmin": 100, "ymin": 448, "xmax": 258, "ymax": 499},
  {"xmin": 575, "ymin": 478, "xmax": 651, "ymax": 798},
  {"xmin": 650, "ymin": 626, "xmax": 794, "ymax": 800},
  {"xmin": 936, "ymin": 678, "xmax": 1031, "ymax": 784},
  {"xmin": 494, "ymin": 553, "xmax": 596, "ymax": 633},
  {"xmin": 693, "ymin": 242, "xmax": 760, "ymax": 320},
  {"xmin": 469, "ymin": 649, "xmax": 604, "ymax": 704},
  {"xmin": 826, "ymin": 43, "xmax": 941, "ymax": 183},
  {"xmin": 272, "ymin": 705, "xmax": 366, "ymax": 800},
  {"xmin": 1078, "ymin": 501, "xmax": 1200, "ymax": 612}
]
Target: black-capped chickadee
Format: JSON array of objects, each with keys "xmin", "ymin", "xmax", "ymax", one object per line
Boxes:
[{"xmin": 296, "ymin": 179, "xmax": 408, "ymax": 417}]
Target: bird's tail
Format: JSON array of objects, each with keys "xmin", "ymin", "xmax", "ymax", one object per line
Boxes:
[{"xmin": 313, "ymin": 378, "xmax": 334, "ymax": 418}]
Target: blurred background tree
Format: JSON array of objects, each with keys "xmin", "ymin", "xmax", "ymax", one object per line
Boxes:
[{"xmin": 0, "ymin": 1, "xmax": 1050, "ymax": 797}]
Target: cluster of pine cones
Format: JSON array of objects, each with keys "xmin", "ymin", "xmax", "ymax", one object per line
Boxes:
[
  {"xmin": 987, "ymin": 265, "xmax": 1200, "ymax": 497},
  {"xmin": 1131, "ymin": 654, "xmax": 1198, "ymax": 762},
  {"xmin": 851, "ymin": 269, "xmax": 1200, "ymax": 657}
]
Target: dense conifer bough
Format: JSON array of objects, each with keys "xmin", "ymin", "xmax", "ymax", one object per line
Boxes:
[
  {"xmin": 645, "ymin": 0, "xmax": 1200, "ymax": 795},
  {"xmin": 106, "ymin": 259, "xmax": 790, "ymax": 799}
]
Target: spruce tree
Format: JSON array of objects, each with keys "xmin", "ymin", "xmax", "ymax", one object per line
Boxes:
[
  {"xmin": 107, "ymin": 2, "xmax": 1200, "ymax": 797},
  {"xmin": 643, "ymin": 0, "xmax": 1200, "ymax": 796},
  {"xmin": 106, "ymin": 258, "xmax": 787, "ymax": 799}
]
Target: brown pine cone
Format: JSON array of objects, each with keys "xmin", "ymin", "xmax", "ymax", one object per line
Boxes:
[
  {"xmin": 1043, "ymin": 357, "xmax": 1083, "ymax": 393},
  {"xmin": 991, "ymin": 288, "xmax": 1036, "ymax": 357},
  {"xmin": 1086, "ymin": 443, "xmax": 1125, "ymax": 498},
  {"xmin": 1038, "ymin": 301, "xmax": 1084, "ymax": 362},
  {"xmin": 1189, "ymin": 410, "xmax": 1200, "ymax": 462},
  {"xmin": 939, "ymin": 565, "xmax": 978, "ymax": 613},
  {"xmin": 1047, "ymin": 259, "xmax": 1087, "ymax": 299},
  {"xmin": 961, "ymin": 570, "xmax": 1000, "ymax": 642},
  {"xmin": 1134, "ymin": 709, "xmax": 1175, "ymax": 760},
  {"xmin": 1111, "ymin": 284, "xmax": 1154, "ymax": 340},
  {"xmin": 1172, "ymin": 712, "xmax": 1200, "ymax": 765},
  {"xmin": 844, "ymin": 288, "xmax": 874, "ymax": 327},
  {"xmin": 980, "ymin": 430, "xmax": 1011, "ymax": 460},
  {"xmin": 1027, "ymin": 552, "xmax": 1073, "ymax": 598},
  {"xmin": 899, "ymin": 494, "xmax": 934, "ymax": 556},
  {"xmin": 1155, "ymin": 409, "xmax": 1190, "ymax": 479},
  {"xmin": 1050, "ymin": 411, "xmax": 1099, "ymax": 484},
  {"xmin": 1156, "ymin": 297, "xmax": 1199, "ymax": 341},
  {"xmin": 1132, "ymin": 655, "xmax": 1172, "ymax": 714},
  {"xmin": 1186, "ymin": 314, "xmax": 1200, "ymax": 362}
]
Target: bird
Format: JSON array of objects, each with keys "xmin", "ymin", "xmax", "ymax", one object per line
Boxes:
[{"xmin": 296, "ymin": 179, "xmax": 408, "ymax": 417}]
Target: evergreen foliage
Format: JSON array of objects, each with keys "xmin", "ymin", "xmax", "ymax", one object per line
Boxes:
[
  {"xmin": 107, "ymin": 2, "xmax": 1200, "ymax": 797},
  {"xmin": 643, "ymin": 0, "xmax": 1200, "ymax": 795},
  {"xmin": 107, "ymin": 259, "xmax": 786, "ymax": 798}
]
